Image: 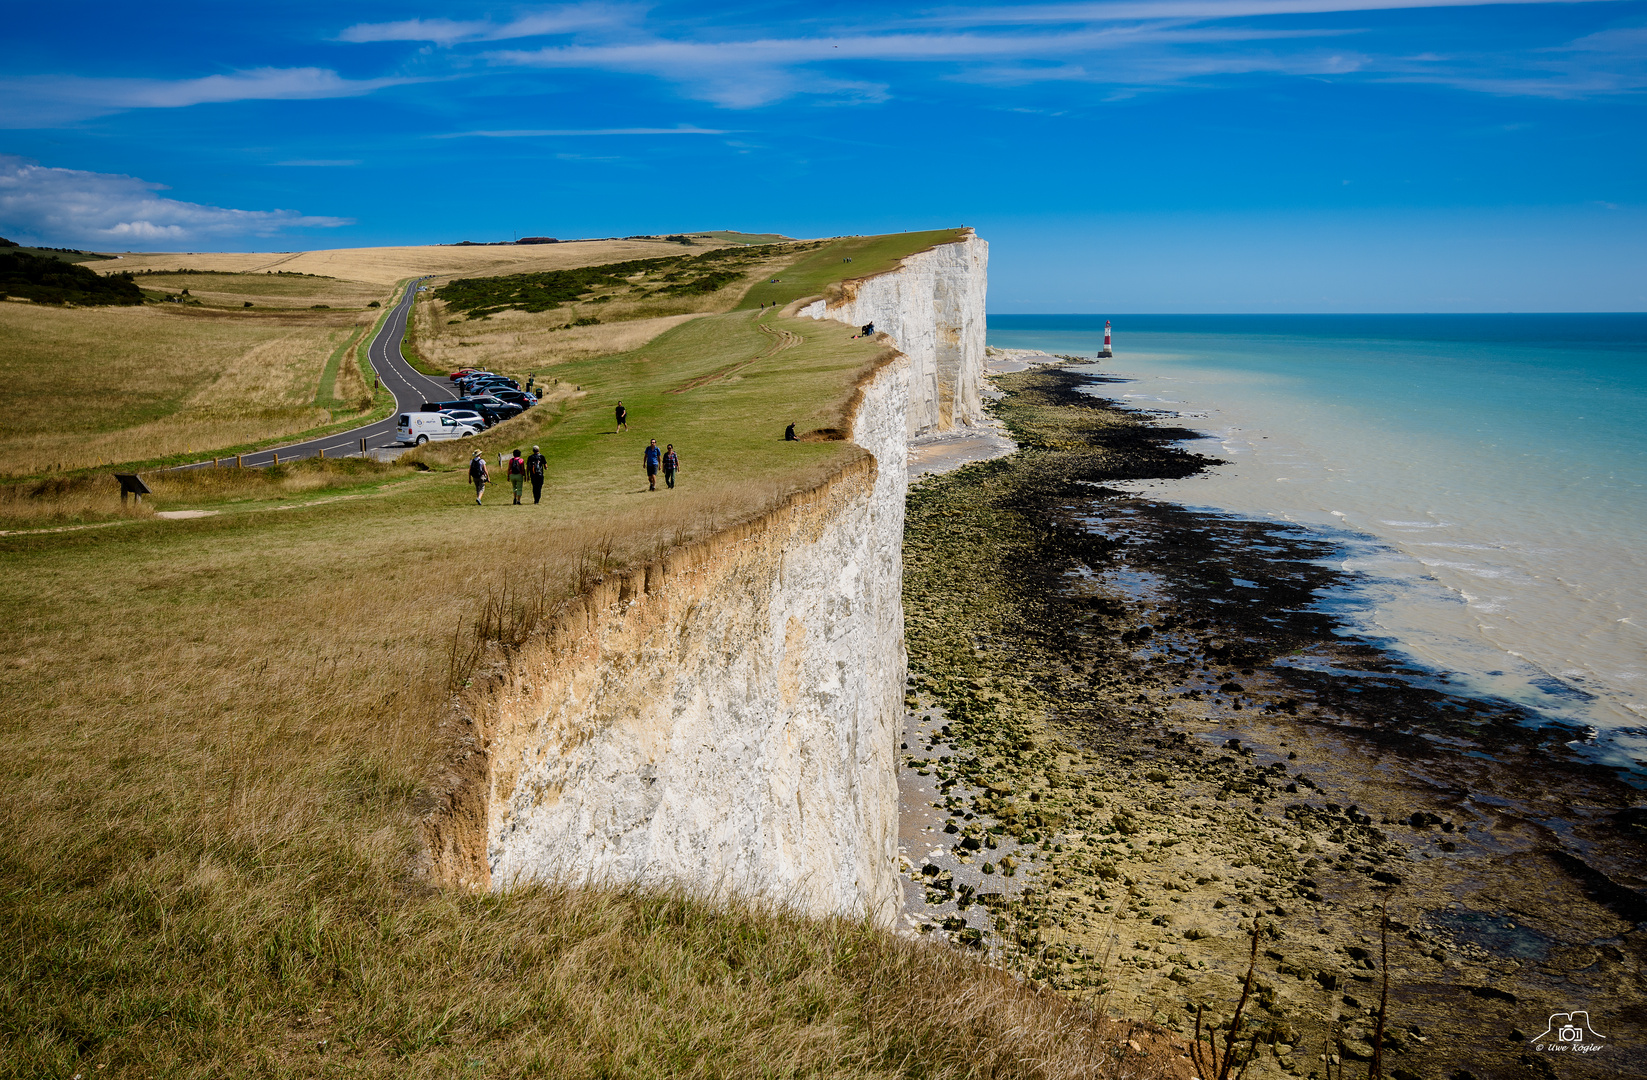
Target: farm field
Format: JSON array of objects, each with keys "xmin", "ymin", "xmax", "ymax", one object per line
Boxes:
[
  {"xmin": 126, "ymin": 270, "xmax": 386, "ymax": 310},
  {"xmin": 0, "ymin": 294, "xmax": 388, "ymax": 480},
  {"xmin": 95, "ymin": 234, "xmax": 768, "ymax": 286}
]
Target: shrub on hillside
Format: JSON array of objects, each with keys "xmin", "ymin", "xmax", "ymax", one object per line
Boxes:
[
  {"xmin": 0, "ymin": 249, "xmax": 143, "ymax": 306},
  {"xmin": 433, "ymin": 245, "xmax": 775, "ymax": 319}
]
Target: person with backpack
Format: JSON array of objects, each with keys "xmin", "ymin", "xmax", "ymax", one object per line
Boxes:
[
  {"xmin": 662, "ymin": 444, "xmax": 679, "ymax": 489},
  {"xmin": 468, "ymin": 451, "xmax": 489, "ymax": 504},
  {"xmin": 644, "ymin": 439, "xmax": 662, "ymax": 491},
  {"xmin": 507, "ymin": 449, "xmax": 526, "ymax": 504},
  {"xmin": 526, "ymin": 444, "xmax": 547, "ymax": 504}
]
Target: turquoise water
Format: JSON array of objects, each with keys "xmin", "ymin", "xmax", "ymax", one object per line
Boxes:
[{"xmin": 987, "ymin": 315, "xmax": 1647, "ymax": 769}]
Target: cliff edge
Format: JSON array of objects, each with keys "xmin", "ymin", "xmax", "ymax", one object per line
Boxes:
[
  {"xmin": 419, "ymin": 232, "xmax": 987, "ymax": 925},
  {"xmin": 798, "ymin": 229, "xmax": 988, "ymax": 437}
]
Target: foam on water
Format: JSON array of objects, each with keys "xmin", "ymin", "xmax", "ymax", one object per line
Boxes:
[{"xmin": 988, "ymin": 315, "xmax": 1647, "ymax": 772}]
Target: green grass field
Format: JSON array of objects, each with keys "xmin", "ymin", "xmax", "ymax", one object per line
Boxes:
[
  {"xmin": 736, "ymin": 229, "xmax": 965, "ymax": 311},
  {"xmin": 0, "ymin": 231, "xmax": 1160, "ymax": 1078}
]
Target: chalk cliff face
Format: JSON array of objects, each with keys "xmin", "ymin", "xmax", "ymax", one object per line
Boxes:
[
  {"xmin": 420, "ymin": 233, "xmax": 984, "ymax": 924},
  {"xmin": 798, "ymin": 230, "xmax": 988, "ymax": 437}
]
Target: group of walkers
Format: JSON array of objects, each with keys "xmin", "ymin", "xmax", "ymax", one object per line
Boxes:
[
  {"xmin": 468, "ymin": 445, "xmax": 546, "ymax": 505},
  {"xmin": 464, "ymin": 399, "xmax": 683, "ymax": 504},
  {"xmin": 626, "ymin": 401, "xmax": 680, "ymax": 491}
]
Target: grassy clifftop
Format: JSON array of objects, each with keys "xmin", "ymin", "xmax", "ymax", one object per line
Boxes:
[{"xmin": 0, "ymin": 230, "xmax": 1176, "ymax": 1077}]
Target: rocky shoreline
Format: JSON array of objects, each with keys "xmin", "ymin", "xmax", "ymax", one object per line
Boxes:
[{"xmin": 897, "ymin": 364, "xmax": 1645, "ymax": 1079}]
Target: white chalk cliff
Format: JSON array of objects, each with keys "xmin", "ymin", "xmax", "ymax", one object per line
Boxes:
[
  {"xmin": 418, "ymin": 231, "xmax": 987, "ymax": 925},
  {"xmin": 799, "ymin": 230, "xmax": 989, "ymax": 437}
]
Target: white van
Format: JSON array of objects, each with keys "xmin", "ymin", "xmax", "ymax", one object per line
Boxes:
[{"xmin": 396, "ymin": 412, "xmax": 481, "ymax": 445}]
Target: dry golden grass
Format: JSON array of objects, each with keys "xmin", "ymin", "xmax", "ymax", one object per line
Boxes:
[
  {"xmin": 0, "ymin": 458, "xmax": 408, "ymax": 529},
  {"xmin": 412, "ymin": 308, "xmax": 711, "ymax": 377},
  {"xmin": 0, "ymin": 475, "xmax": 157, "ymax": 528},
  {"xmin": 100, "ymin": 237, "xmax": 754, "ymax": 287},
  {"xmin": 127, "ymin": 271, "xmax": 387, "ymax": 310},
  {"xmin": 0, "ymin": 300, "xmax": 379, "ymax": 477},
  {"xmin": 0, "ymin": 453, "xmax": 1181, "ymax": 1078},
  {"xmin": 331, "ymin": 331, "xmax": 370, "ymax": 405}
]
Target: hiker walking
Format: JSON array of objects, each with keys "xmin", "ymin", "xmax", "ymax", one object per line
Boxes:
[
  {"xmin": 526, "ymin": 444, "xmax": 547, "ymax": 504},
  {"xmin": 468, "ymin": 451, "xmax": 489, "ymax": 504},
  {"xmin": 507, "ymin": 448, "xmax": 526, "ymax": 504},
  {"xmin": 662, "ymin": 444, "xmax": 679, "ymax": 489},
  {"xmin": 644, "ymin": 439, "xmax": 662, "ymax": 491},
  {"xmin": 615, "ymin": 400, "xmax": 628, "ymax": 433}
]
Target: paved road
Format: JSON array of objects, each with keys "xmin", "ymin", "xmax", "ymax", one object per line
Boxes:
[{"xmin": 195, "ymin": 277, "xmax": 456, "ymax": 468}]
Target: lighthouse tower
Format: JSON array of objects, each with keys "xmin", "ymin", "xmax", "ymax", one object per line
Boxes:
[{"xmin": 1099, "ymin": 319, "xmax": 1113, "ymax": 358}]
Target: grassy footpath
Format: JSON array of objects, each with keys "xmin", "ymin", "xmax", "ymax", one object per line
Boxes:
[{"xmin": 0, "ymin": 235, "xmax": 1178, "ymax": 1078}]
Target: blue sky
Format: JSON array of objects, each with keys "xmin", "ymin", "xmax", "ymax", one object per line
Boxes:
[{"xmin": 2, "ymin": 1, "xmax": 1643, "ymax": 311}]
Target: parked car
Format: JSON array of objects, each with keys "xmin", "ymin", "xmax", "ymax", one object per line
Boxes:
[
  {"xmin": 462, "ymin": 375, "xmax": 519, "ymax": 393},
  {"xmin": 447, "ymin": 368, "xmax": 484, "ymax": 381},
  {"xmin": 457, "ymin": 391, "xmax": 506, "ymax": 406},
  {"xmin": 425, "ymin": 400, "xmax": 500, "ymax": 425},
  {"xmin": 491, "ymin": 389, "xmax": 536, "ymax": 409},
  {"xmin": 396, "ymin": 412, "xmax": 481, "ymax": 445},
  {"xmin": 440, "ymin": 408, "xmax": 490, "ymax": 430}
]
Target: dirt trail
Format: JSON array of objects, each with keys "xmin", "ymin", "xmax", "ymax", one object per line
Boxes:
[
  {"xmin": 245, "ymin": 252, "xmax": 309, "ymax": 273},
  {"xmin": 671, "ymin": 317, "xmax": 805, "ymax": 394}
]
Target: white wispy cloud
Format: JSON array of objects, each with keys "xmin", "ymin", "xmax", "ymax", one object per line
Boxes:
[
  {"xmin": 932, "ymin": 0, "xmax": 1629, "ymax": 22},
  {"xmin": 434, "ymin": 125, "xmax": 731, "ymax": 138},
  {"xmin": 486, "ymin": 23, "xmax": 1361, "ymax": 105},
  {"xmin": 0, "ymin": 68, "xmax": 414, "ymax": 128},
  {"xmin": 0, "ymin": 155, "xmax": 350, "ymax": 249},
  {"xmin": 472, "ymin": 2, "xmax": 1647, "ymax": 105},
  {"xmin": 1373, "ymin": 18, "xmax": 1647, "ymax": 96},
  {"xmin": 337, "ymin": 4, "xmax": 640, "ymax": 45}
]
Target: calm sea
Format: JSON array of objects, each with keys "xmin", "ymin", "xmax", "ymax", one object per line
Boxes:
[{"xmin": 987, "ymin": 314, "xmax": 1647, "ymax": 773}]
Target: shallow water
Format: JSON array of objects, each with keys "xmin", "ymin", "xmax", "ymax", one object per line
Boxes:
[{"xmin": 988, "ymin": 315, "xmax": 1647, "ymax": 774}]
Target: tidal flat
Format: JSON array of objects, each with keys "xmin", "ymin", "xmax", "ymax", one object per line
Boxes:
[{"xmin": 899, "ymin": 364, "xmax": 1646, "ymax": 1079}]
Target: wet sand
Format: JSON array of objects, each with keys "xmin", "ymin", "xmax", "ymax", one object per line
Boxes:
[{"xmin": 896, "ymin": 363, "xmax": 1645, "ymax": 1079}]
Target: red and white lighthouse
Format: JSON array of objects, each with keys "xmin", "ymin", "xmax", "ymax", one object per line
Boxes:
[{"xmin": 1099, "ymin": 319, "xmax": 1113, "ymax": 358}]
